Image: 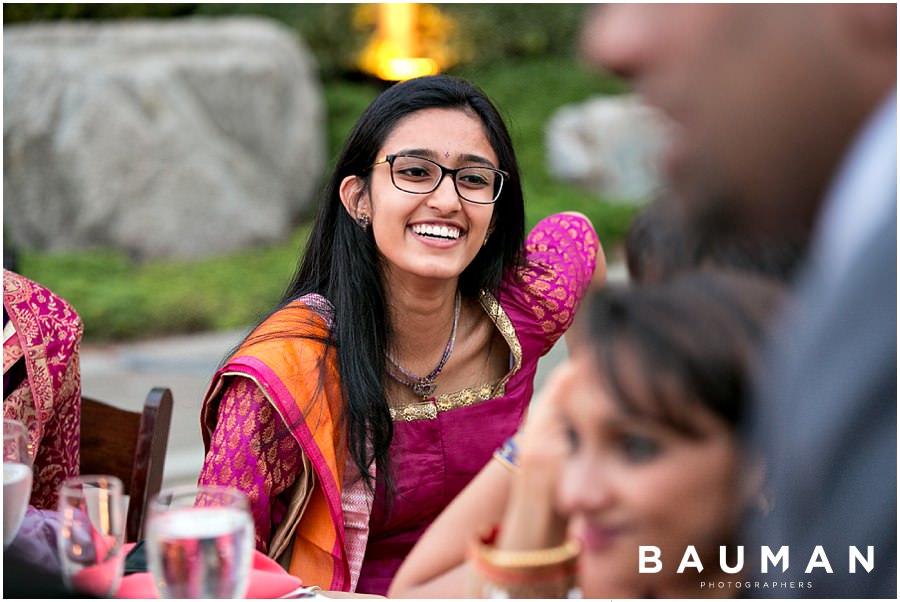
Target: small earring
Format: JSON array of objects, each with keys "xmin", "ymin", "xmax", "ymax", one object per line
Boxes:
[
  {"xmin": 356, "ymin": 212, "xmax": 371, "ymax": 229},
  {"xmin": 482, "ymin": 227, "xmax": 494, "ymax": 247}
]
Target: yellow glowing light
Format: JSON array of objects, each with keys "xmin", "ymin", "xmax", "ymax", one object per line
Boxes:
[
  {"xmin": 357, "ymin": 3, "xmax": 452, "ymax": 81},
  {"xmin": 379, "ymin": 58, "xmax": 439, "ymax": 81},
  {"xmin": 383, "ymin": 3, "xmax": 415, "ymax": 58}
]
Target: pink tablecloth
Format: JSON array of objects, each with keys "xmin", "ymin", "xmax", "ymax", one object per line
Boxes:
[{"xmin": 114, "ymin": 542, "xmax": 305, "ymax": 598}]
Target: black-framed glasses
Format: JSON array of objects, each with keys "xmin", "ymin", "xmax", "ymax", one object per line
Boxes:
[{"xmin": 373, "ymin": 154, "xmax": 508, "ymax": 205}]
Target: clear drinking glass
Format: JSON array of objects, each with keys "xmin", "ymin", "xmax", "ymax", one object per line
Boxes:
[
  {"xmin": 3, "ymin": 418, "xmax": 33, "ymax": 547},
  {"xmin": 145, "ymin": 485, "xmax": 255, "ymax": 599},
  {"xmin": 57, "ymin": 475, "xmax": 126, "ymax": 596}
]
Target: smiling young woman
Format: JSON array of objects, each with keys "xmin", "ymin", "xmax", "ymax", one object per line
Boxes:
[{"xmin": 197, "ymin": 75, "xmax": 602, "ymax": 595}]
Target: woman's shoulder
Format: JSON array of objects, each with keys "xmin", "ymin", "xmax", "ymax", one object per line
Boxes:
[
  {"xmin": 3, "ymin": 269, "xmax": 83, "ymax": 357},
  {"xmin": 525, "ymin": 212, "xmax": 599, "ymax": 259},
  {"xmin": 294, "ymin": 293, "xmax": 335, "ymax": 329},
  {"xmin": 227, "ymin": 294, "xmax": 337, "ymax": 370},
  {"xmin": 518, "ymin": 212, "xmax": 600, "ymax": 293},
  {"xmin": 496, "ymin": 212, "xmax": 602, "ymax": 354},
  {"xmin": 253, "ymin": 294, "xmax": 335, "ymax": 339}
]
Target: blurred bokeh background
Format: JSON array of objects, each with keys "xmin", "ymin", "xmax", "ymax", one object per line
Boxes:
[{"xmin": 4, "ymin": 3, "xmax": 663, "ymax": 343}]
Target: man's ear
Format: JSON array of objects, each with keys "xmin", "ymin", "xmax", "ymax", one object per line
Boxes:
[{"xmin": 339, "ymin": 175, "xmax": 370, "ymax": 220}]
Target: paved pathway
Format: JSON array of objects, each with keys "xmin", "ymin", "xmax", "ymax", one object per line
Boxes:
[
  {"xmin": 80, "ymin": 262, "xmax": 628, "ymax": 490},
  {"xmin": 80, "ymin": 328, "xmax": 247, "ymax": 489}
]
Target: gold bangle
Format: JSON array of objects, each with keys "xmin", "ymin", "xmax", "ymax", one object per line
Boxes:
[{"xmin": 475, "ymin": 537, "xmax": 580, "ymax": 569}]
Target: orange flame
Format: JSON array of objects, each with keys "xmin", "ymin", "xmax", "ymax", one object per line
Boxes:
[{"xmin": 357, "ymin": 3, "xmax": 453, "ymax": 81}]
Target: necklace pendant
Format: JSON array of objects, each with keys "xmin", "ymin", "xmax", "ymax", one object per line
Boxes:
[{"xmin": 413, "ymin": 380, "xmax": 437, "ymax": 399}]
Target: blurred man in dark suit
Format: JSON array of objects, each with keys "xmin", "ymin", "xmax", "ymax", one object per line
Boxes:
[{"xmin": 581, "ymin": 5, "xmax": 896, "ymax": 597}]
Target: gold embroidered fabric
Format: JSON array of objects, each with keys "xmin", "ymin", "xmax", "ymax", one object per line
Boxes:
[
  {"xmin": 388, "ymin": 293, "xmax": 522, "ymax": 422},
  {"xmin": 479, "ymin": 291, "xmax": 523, "ymax": 391},
  {"xmin": 3, "ymin": 270, "xmax": 83, "ymax": 510},
  {"xmin": 390, "ymin": 402, "xmax": 438, "ymax": 422},
  {"xmin": 198, "ymin": 376, "xmax": 309, "ymax": 554},
  {"xmin": 517, "ymin": 214, "xmax": 599, "ymax": 354},
  {"xmin": 269, "ymin": 451, "xmax": 315, "ymax": 565},
  {"xmin": 3, "ymin": 331, "xmax": 23, "ymax": 373}
]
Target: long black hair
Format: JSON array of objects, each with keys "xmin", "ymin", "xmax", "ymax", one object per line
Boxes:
[{"xmin": 270, "ymin": 75, "xmax": 525, "ymax": 493}]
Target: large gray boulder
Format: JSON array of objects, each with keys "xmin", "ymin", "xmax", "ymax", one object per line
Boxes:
[
  {"xmin": 4, "ymin": 18, "xmax": 326, "ymax": 260},
  {"xmin": 546, "ymin": 94, "xmax": 667, "ymax": 205}
]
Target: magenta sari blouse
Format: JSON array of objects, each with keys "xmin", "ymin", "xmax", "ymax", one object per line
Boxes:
[{"xmin": 199, "ymin": 213, "xmax": 599, "ymax": 594}]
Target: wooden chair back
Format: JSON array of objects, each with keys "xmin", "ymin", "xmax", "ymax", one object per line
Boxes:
[{"xmin": 80, "ymin": 387, "xmax": 173, "ymax": 542}]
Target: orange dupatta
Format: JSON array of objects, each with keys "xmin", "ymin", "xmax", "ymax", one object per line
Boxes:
[{"xmin": 200, "ymin": 301, "xmax": 352, "ymax": 590}]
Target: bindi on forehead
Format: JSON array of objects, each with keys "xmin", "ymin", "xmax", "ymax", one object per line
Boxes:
[
  {"xmin": 430, "ymin": 149, "xmax": 460, "ymax": 161},
  {"xmin": 392, "ymin": 147, "xmax": 497, "ymax": 168}
]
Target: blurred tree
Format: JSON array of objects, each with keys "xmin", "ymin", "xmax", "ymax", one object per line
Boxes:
[
  {"xmin": 444, "ymin": 4, "xmax": 586, "ymax": 65},
  {"xmin": 5, "ymin": 4, "xmax": 589, "ymax": 80},
  {"xmin": 3, "ymin": 3, "xmax": 200, "ymax": 22}
]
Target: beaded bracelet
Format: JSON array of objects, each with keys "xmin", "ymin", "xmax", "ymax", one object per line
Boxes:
[{"xmin": 492, "ymin": 436, "xmax": 521, "ymax": 473}]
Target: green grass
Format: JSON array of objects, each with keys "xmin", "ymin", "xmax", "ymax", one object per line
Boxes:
[
  {"xmin": 15, "ymin": 56, "xmax": 637, "ymax": 342},
  {"xmin": 18, "ymin": 226, "xmax": 311, "ymax": 341}
]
